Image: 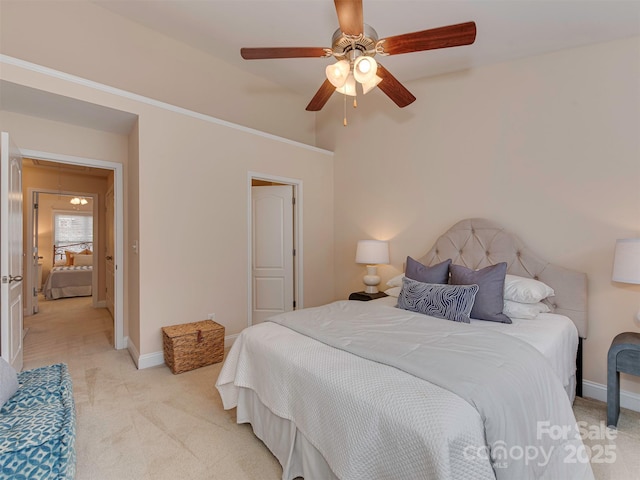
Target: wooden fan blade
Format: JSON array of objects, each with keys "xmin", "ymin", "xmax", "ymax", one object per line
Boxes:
[
  {"xmin": 241, "ymin": 47, "xmax": 327, "ymax": 59},
  {"xmin": 334, "ymin": 0, "xmax": 364, "ymax": 36},
  {"xmin": 381, "ymin": 21, "xmax": 476, "ymax": 56},
  {"xmin": 376, "ymin": 64, "xmax": 416, "ymax": 108},
  {"xmin": 306, "ymin": 79, "xmax": 335, "ymax": 111}
]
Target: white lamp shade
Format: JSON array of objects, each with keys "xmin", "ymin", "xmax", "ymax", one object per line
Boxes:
[
  {"xmin": 353, "ymin": 56, "xmax": 378, "ymax": 84},
  {"xmin": 326, "ymin": 60, "xmax": 350, "ymax": 88},
  {"xmin": 355, "ymin": 240, "xmax": 389, "ymax": 265},
  {"xmin": 612, "ymin": 238, "xmax": 640, "ymax": 284},
  {"xmin": 361, "ymin": 75, "xmax": 382, "ymax": 95},
  {"xmin": 336, "ymin": 73, "xmax": 357, "ymax": 96}
]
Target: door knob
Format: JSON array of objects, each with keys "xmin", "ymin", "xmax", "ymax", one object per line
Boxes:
[
  {"xmin": 106, "ymin": 256, "xmax": 113, "ymax": 260},
  {"xmin": 9, "ymin": 275, "xmax": 23, "ymax": 283}
]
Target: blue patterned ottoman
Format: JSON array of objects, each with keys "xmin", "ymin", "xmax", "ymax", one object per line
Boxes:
[{"xmin": 0, "ymin": 363, "xmax": 76, "ymax": 479}]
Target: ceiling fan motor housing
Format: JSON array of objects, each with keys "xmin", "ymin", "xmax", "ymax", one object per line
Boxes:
[{"xmin": 331, "ymin": 24, "xmax": 379, "ymax": 60}]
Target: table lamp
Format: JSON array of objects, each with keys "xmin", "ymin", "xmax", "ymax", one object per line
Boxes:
[
  {"xmin": 355, "ymin": 240, "xmax": 389, "ymax": 294},
  {"xmin": 612, "ymin": 238, "xmax": 640, "ymax": 323}
]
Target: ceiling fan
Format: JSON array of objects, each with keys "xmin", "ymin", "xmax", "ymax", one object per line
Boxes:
[{"xmin": 240, "ymin": 0, "xmax": 476, "ymax": 114}]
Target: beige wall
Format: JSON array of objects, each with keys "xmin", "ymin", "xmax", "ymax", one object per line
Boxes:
[
  {"xmin": 136, "ymin": 110, "xmax": 334, "ymax": 355},
  {"xmin": 0, "ymin": 0, "xmax": 316, "ymax": 145},
  {"xmin": 318, "ymin": 36, "xmax": 640, "ymax": 395},
  {"xmin": 1, "ymin": 56, "xmax": 335, "ymax": 359}
]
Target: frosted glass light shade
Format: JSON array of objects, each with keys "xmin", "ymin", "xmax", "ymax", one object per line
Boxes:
[
  {"xmin": 361, "ymin": 75, "xmax": 382, "ymax": 94},
  {"xmin": 70, "ymin": 197, "xmax": 88, "ymax": 205},
  {"xmin": 326, "ymin": 60, "xmax": 350, "ymax": 88},
  {"xmin": 355, "ymin": 240, "xmax": 389, "ymax": 265},
  {"xmin": 612, "ymin": 238, "xmax": 640, "ymax": 284},
  {"xmin": 336, "ymin": 73, "xmax": 357, "ymax": 96},
  {"xmin": 353, "ymin": 56, "xmax": 377, "ymax": 84}
]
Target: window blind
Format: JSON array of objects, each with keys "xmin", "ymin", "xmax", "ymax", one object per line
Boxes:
[{"xmin": 54, "ymin": 213, "xmax": 93, "ymax": 249}]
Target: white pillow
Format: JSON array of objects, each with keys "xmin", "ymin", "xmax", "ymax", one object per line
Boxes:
[
  {"xmin": 74, "ymin": 254, "xmax": 93, "ymax": 266},
  {"xmin": 503, "ymin": 274, "xmax": 554, "ymax": 304},
  {"xmin": 0, "ymin": 357, "xmax": 19, "ymax": 408},
  {"xmin": 386, "ymin": 274, "xmax": 405, "ymax": 288},
  {"xmin": 54, "ymin": 259, "xmax": 67, "ymax": 267},
  {"xmin": 503, "ymin": 300, "xmax": 550, "ymax": 320},
  {"xmin": 384, "ymin": 287, "xmax": 402, "ymax": 298}
]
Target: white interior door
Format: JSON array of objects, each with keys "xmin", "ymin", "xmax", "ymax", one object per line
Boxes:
[
  {"xmin": 251, "ymin": 185, "xmax": 294, "ymax": 324},
  {"xmin": 105, "ymin": 185, "xmax": 115, "ymax": 318},
  {"xmin": 1, "ymin": 132, "xmax": 24, "ymax": 371}
]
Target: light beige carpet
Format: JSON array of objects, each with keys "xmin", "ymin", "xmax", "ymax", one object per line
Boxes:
[{"xmin": 23, "ymin": 296, "xmax": 640, "ymax": 480}]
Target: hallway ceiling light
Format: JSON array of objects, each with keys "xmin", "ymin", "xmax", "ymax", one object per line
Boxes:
[{"xmin": 70, "ymin": 197, "xmax": 88, "ymax": 206}]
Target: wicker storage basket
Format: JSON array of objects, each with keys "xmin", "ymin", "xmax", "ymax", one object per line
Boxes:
[{"xmin": 162, "ymin": 320, "xmax": 225, "ymax": 374}]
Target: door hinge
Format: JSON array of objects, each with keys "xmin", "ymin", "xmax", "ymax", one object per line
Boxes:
[
  {"xmin": 34, "ymin": 203, "xmax": 39, "ymax": 209},
  {"xmin": 293, "ymin": 300, "xmax": 296, "ymax": 308},
  {"xmin": 292, "ymin": 196, "xmax": 296, "ymax": 205},
  {"xmin": 293, "ymin": 248, "xmax": 296, "ymax": 256}
]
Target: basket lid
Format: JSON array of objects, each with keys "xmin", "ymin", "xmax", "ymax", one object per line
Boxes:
[{"xmin": 162, "ymin": 320, "xmax": 220, "ymax": 338}]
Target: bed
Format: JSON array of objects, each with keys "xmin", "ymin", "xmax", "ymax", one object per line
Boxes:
[
  {"xmin": 216, "ymin": 218, "xmax": 594, "ymax": 480},
  {"xmin": 43, "ymin": 242, "xmax": 93, "ymax": 300}
]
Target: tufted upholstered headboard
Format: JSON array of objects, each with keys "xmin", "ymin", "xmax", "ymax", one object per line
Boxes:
[{"xmin": 418, "ymin": 218, "xmax": 588, "ymax": 338}]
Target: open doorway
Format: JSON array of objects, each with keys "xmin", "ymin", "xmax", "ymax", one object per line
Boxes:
[
  {"xmin": 248, "ymin": 173, "xmax": 303, "ymax": 326},
  {"xmin": 31, "ymin": 192, "xmax": 98, "ymax": 311},
  {"xmin": 21, "ymin": 152, "xmax": 125, "ymax": 351}
]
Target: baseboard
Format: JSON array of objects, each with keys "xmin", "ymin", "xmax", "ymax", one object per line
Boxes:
[
  {"xmin": 583, "ymin": 380, "xmax": 640, "ymax": 413},
  {"xmin": 127, "ymin": 337, "xmax": 164, "ymax": 370},
  {"xmin": 132, "ymin": 333, "xmax": 239, "ymax": 370},
  {"xmin": 137, "ymin": 351, "xmax": 165, "ymax": 370},
  {"xmin": 126, "ymin": 338, "xmax": 141, "ymax": 368}
]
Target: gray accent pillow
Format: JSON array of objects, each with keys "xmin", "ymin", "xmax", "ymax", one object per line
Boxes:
[
  {"xmin": 449, "ymin": 262, "xmax": 512, "ymax": 324},
  {"xmin": 405, "ymin": 256, "xmax": 451, "ymax": 284},
  {"xmin": 0, "ymin": 357, "xmax": 19, "ymax": 407},
  {"xmin": 397, "ymin": 276, "xmax": 479, "ymax": 323}
]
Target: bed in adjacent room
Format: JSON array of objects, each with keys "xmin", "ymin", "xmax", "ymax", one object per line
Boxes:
[
  {"xmin": 216, "ymin": 218, "xmax": 593, "ymax": 480},
  {"xmin": 43, "ymin": 243, "xmax": 94, "ymax": 300}
]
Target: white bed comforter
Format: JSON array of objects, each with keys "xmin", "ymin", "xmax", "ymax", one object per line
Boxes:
[{"xmin": 217, "ymin": 301, "xmax": 594, "ymax": 480}]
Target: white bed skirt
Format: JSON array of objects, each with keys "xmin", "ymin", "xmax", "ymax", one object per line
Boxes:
[
  {"xmin": 237, "ymin": 387, "xmax": 338, "ymax": 480},
  {"xmin": 46, "ymin": 285, "xmax": 92, "ymax": 300},
  {"xmin": 236, "ymin": 372, "xmax": 577, "ymax": 480}
]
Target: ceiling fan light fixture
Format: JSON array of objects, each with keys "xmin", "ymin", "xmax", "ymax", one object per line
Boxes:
[
  {"xmin": 336, "ymin": 73, "xmax": 357, "ymax": 96},
  {"xmin": 361, "ymin": 74, "xmax": 382, "ymax": 95},
  {"xmin": 326, "ymin": 59, "xmax": 350, "ymax": 88},
  {"xmin": 353, "ymin": 55, "xmax": 377, "ymax": 84}
]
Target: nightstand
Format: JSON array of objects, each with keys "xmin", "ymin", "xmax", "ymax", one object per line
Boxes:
[
  {"xmin": 607, "ymin": 332, "xmax": 640, "ymax": 427},
  {"xmin": 348, "ymin": 291, "xmax": 388, "ymax": 301}
]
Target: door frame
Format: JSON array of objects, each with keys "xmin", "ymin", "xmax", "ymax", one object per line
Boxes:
[
  {"xmin": 26, "ymin": 190, "xmax": 99, "ymax": 314},
  {"xmin": 20, "ymin": 148, "xmax": 125, "ymax": 350},
  {"xmin": 247, "ymin": 172, "xmax": 303, "ymax": 327}
]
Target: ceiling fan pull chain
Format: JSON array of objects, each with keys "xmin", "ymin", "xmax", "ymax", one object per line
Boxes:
[{"xmin": 343, "ymin": 94, "xmax": 348, "ymax": 127}]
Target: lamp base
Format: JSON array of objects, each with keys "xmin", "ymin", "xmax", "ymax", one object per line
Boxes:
[{"xmin": 362, "ymin": 265, "xmax": 380, "ymax": 294}]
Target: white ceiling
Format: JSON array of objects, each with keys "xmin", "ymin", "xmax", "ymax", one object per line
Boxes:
[{"xmin": 94, "ymin": 0, "xmax": 640, "ymax": 97}]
